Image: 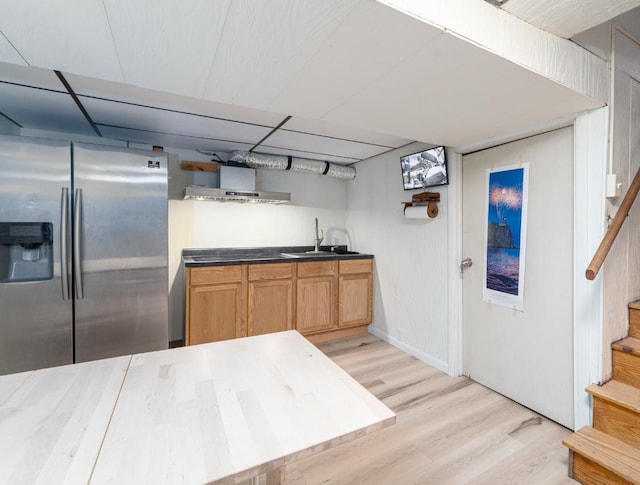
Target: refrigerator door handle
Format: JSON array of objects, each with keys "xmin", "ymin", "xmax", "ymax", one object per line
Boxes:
[
  {"xmin": 60, "ymin": 187, "xmax": 71, "ymax": 300},
  {"xmin": 74, "ymin": 188, "xmax": 84, "ymax": 300}
]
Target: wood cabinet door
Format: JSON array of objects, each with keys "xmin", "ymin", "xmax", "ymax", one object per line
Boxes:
[
  {"xmin": 339, "ymin": 273, "xmax": 372, "ymax": 328},
  {"xmin": 296, "ymin": 276, "xmax": 336, "ymax": 335},
  {"xmin": 248, "ymin": 279, "xmax": 293, "ymax": 336},
  {"xmin": 188, "ymin": 283, "xmax": 245, "ymax": 345}
]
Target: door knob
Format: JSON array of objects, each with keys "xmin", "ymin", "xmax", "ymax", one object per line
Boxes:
[{"xmin": 460, "ymin": 258, "xmax": 473, "ymax": 273}]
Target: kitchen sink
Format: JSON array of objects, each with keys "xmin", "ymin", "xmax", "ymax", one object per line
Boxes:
[
  {"xmin": 280, "ymin": 250, "xmax": 359, "ymax": 258},
  {"xmin": 280, "ymin": 251, "xmax": 335, "ymax": 258}
]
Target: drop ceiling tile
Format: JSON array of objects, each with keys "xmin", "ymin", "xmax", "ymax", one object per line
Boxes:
[
  {"xmin": 0, "ymin": 83, "xmax": 94, "ymax": 135},
  {"xmin": 99, "ymin": 125, "xmax": 254, "ymax": 154},
  {"xmin": 0, "ymin": 34, "xmax": 26, "ymax": 66},
  {"xmin": 103, "ymin": 0, "xmax": 231, "ymax": 97},
  {"xmin": 322, "ymin": 29, "xmax": 603, "ymax": 147},
  {"xmin": 66, "ymin": 72, "xmax": 286, "ymax": 127},
  {"xmin": 0, "ymin": 0, "xmax": 122, "ymax": 82},
  {"xmin": 81, "ymin": 96, "xmax": 273, "ymax": 145},
  {"xmin": 264, "ymin": 129, "xmax": 396, "ymax": 161},
  {"xmin": 283, "ymin": 117, "xmax": 411, "ymax": 148},
  {"xmin": 267, "ymin": 1, "xmax": 441, "ymax": 120},
  {"xmin": 0, "ymin": 62, "xmax": 65, "ymax": 91},
  {"xmin": 253, "ymin": 145, "xmax": 361, "ymax": 165},
  {"xmin": 204, "ymin": 0, "xmax": 361, "ymax": 109}
]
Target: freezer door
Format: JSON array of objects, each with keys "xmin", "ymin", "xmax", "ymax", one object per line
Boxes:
[
  {"xmin": 73, "ymin": 143, "xmax": 168, "ymax": 362},
  {"xmin": 0, "ymin": 135, "xmax": 73, "ymax": 375}
]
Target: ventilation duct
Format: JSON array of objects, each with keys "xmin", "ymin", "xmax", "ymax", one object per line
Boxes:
[{"xmin": 227, "ymin": 151, "xmax": 356, "ymax": 181}]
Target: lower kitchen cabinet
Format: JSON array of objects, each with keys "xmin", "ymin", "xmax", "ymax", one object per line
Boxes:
[
  {"xmin": 248, "ymin": 263, "xmax": 294, "ymax": 336},
  {"xmin": 295, "ymin": 261, "xmax": 338, "ymax": 336},
  {"xmin": 186, "ymin": 265, "xmax": 247, "ymax": 345},
  {"xmin": 296, "ymin": 276, "xmax": 336, "ymax": 334},
  {"xmin": 339, "ymin": 259, "xmax": 373, "ymax": 328},
  {"xmin": 185, "ymin": 257, "xmax": 373, "ymax": 345},
  {"xmin": 188, "ymin": 283, "xmax": 245, "ymax": 344},
  {"xmin": 339, "ymin": 274, "xmax": 372, "ymax": 327}
]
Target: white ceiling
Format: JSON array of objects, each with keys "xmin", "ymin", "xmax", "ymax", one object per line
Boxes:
[
  {"xmin": 500, "ymin": 0, "xmax": 640, "ymax": 39},
  {"xmin": 0, "ymin": 0, "xmax": 635, "ymax": 163}
]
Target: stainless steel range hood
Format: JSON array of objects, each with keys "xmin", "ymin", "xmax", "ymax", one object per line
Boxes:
[
  {"xmin": 183, "ymin": 165, "xmax": 291, "ymax": 203},
  {"xmin": 183, "ymin": 185, "xmax": 291, "ymax": 203}
]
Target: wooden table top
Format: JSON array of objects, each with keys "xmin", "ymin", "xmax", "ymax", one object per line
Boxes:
[
  {"xmin": 0, "ymin": 356, "xmax": 131, "ymax": 485},
  {"xmin": 0, "ymin": 331, "xmax": 395, "ymax": 485}
]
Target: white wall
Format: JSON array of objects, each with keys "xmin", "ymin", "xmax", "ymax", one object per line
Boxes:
[{"xmin": 346, "ymin": 142, "xmax": 450, "ymax": 370}]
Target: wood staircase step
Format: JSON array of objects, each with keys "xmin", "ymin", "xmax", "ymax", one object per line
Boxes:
[
  {"xmin": 629, "ymin": 301, "xmax": 640, "ymax": 339},
  {"xmin": 563, "ymin": 426, "xmax": 640, "ymax": 484},
  {"xmin": 612, "ymin": 336, "xmax": 640, "ymax": 356},
  {"xmin": 612, "ymin": 337, "xmax": 640, "ymax": 387},
  {"xmin": 587, "ymin": 380, "xmax": 640, "ymax": 448},
  {"xmin": 587, "ymin": 380, "xmax": 640, "ymax": 414}
]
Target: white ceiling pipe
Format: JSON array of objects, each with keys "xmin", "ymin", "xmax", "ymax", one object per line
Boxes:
[{"xmin": 228, "ymin": 151, "xmax": 356, "ymax": 180}]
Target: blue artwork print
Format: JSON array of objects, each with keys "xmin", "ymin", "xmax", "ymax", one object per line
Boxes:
[{"xmin": 486, "ymin": 168, "xmax": 524, "ymax": 296}]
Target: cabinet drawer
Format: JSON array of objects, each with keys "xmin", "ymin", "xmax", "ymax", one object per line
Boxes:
[
  {"xmin": 189, "ymin": 265, "xmax": 243, "ymax": 285},
  {"xmin": 248, "ymin": 262, "xmax": 294, "ymax": 281},
  {"xmin": 339, "ymin": 259, "xmax": 372, "ymax": 275},
  {"xmin": 297, "ymin": 260, "xmax": 337, "ymax": 277}
]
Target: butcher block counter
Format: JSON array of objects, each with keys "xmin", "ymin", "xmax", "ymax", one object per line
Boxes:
[
  {"xmin": 0, "ymin": 331, "xmax": 395, "ymax": 484},
  {"xmin": 183, "ymin": 246, "xmax": 374, "ymax": 345}
]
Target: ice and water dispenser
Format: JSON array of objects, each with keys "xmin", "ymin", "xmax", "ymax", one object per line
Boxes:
[{"xmin": 0, "ymin": 222, "xmax": 54, "ymax": 283}]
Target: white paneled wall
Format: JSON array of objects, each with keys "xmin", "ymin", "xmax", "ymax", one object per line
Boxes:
[
  {"xmin": 562, "ymin": 18, "xmax": 640, "ymax": 382},
  {"xmin": 346, "ymin": 143, "xmax": 450, "ymax": 370},
  {"xmin": 599, "ymin": 28, "xmax": 640, "ymax": 381}
]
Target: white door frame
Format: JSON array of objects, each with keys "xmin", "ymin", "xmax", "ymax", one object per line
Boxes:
[{"xmin": 448, "ymin": 108, "xmax": 607, "ymax": 430}]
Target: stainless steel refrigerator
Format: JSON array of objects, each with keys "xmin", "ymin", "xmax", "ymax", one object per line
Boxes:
[{"xmin": 0, "ymin": 135, "xmax": 168, "ymax": 375}]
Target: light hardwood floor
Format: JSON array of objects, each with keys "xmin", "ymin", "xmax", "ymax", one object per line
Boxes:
[{"xmin": 283, "ymin": 333, "xmax": 577, "ymax": 485}]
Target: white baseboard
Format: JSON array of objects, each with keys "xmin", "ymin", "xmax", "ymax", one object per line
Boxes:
[{"xmin": 367, "ymin": 327, "xmax": 449, "ymax": 374}]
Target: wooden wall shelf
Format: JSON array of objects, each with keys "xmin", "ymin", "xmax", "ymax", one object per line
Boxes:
[
  {"xmin": 181, "ymin": 160, "xmax": 220, "ymax": 172},
  {"xmin": 403, "ymin": 192, "xmax": 440, "ymax": 218}
]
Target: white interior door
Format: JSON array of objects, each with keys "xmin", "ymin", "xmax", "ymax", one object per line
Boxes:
[{"xmin": 462, "ymin": 127, "xmax": 574, "ymax": 428}]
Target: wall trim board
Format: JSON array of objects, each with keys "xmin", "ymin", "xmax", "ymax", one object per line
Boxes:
[
  {"xmin": 573, "ymin": 107, "xmax": 607, "ymax": 430},
  {"xmin": 447, "ymin": 151, "xmax": 463, "ymax": 377},
  {"xmin": 368, "ymin": 326, "xmax": 449, "ymax": 374}
]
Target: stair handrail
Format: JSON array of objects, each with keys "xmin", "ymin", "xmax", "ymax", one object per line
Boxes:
[{"xmin": 586, "ymin": 167, "xmax": 640, "ymax": 280}]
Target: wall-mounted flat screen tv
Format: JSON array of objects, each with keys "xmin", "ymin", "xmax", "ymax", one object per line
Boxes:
[{"xmin": 400, "ymin": 146, "xmax": 448, "ymax": 190}]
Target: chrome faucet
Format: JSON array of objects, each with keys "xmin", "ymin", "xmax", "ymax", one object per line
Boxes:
[{"xmin": 314, "ymin": 217, "xmax": 324, "ymax": 252}]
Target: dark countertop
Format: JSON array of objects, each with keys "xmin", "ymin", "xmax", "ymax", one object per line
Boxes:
[{"xmin": 182, "ymin": 245, "xmax": 373, "ymax": 266}]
